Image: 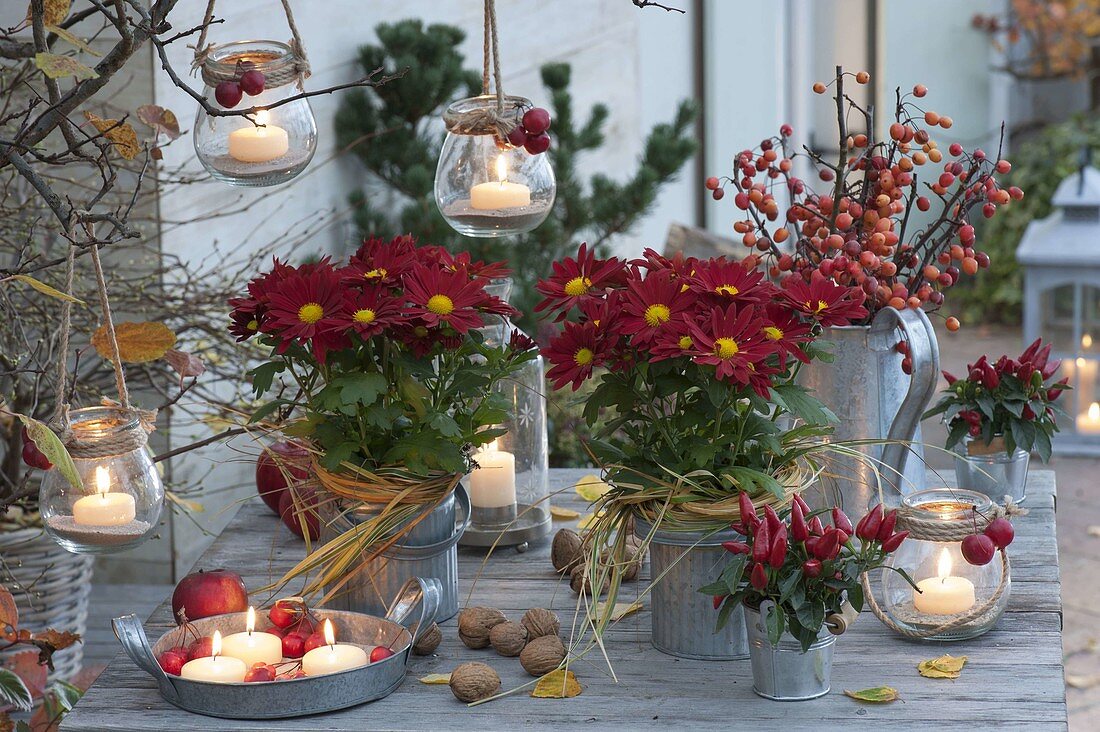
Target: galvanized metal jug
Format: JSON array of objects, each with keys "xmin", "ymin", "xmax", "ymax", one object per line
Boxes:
[{"xmin": 799, "ymin": 307, "xmax": 940, "ymax": 512}]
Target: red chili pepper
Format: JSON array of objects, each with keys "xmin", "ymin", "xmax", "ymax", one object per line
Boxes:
[
  {"xmin": 750, "ymin": 562, "xmax": 768, "ymax": 590},
  {"xmin": 836, "ymin": 529, "xmax": 849, "ymax": 546},
  {"xmin": 856, "ymin": 504, "xmax": 884, "ymax": 541},
  {"xmin": 942, "ymin": 370, "xmax": 958, "ymax": 385},
  {"xmin": 738, "ymin": 492, "xmax": 759, "ymax": 531},
  {"xmin": 752, "ymin": 522, "xmax": 771, "ymax": 564},
  {"xmin": 802, "ymin": 559, "xmax": 822, "ymax": 578},
  {"xmin": 832, "ymin": 507, "xmax": 853, "ymax": 535},
  {"xmin": 790, "ymin": 501, "xmax": 809, "ymax": 542},
  {"xmin": 768, "ymin": 525, "xmax": 788, "ymax": 568},
  {"xmin": 763, "ymin": 504, "xmax": 782, "ymax": 537},
  {"xmin": 809, "ymin": 515, "xmax": 825, "ymax": 536},
  {"xmin": 880, "ymin": 530, "xmax": 908, "ymax": 553},
  {"xmin": 812, "ymin": 528, "xmax": 840, "ymax": 560},
  {"xmin": 792, "ymin": 493, "xmax": 811, "ymax": 516},
  {"xmin": 729, "ymin": 521, "xmax": 748, "ymax": 535},
  {"xmin": 722, "ymin": 540, "xmax": 750, "ymax": 555},
  {"xmin": 876, "ymin": 509, "xmax": 898, "ymax": 542},
  {"xmin": 713, "ymin": 594, "xmax": 725, "ymax": 610},
  {"xmin": 804, "ymin": 536, "xmax": 819, "ymax": 557}
]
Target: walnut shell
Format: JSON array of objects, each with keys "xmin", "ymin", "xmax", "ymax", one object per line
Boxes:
[
  {"xmin": 412, "ymin": 622, "xmax": 442, "ymax": 655},
  {"xmin": 449, "ymin": 662, "xmax": 501, "ymax": 702},
  {"xmin": 519, "ymin": 634, "xmax": 566, "ymax": 676},
  {"xmin": 520, "ymin": 608, "xmax": 560, "ymax": 640},
  {"xmin": 489, "ymin": 621, "xmax": 528, "ymax": 656},
  {"xmin": 569, "ymin": 563, "xmax": 607, "ymax": 595},
  {"xmin": 458, "ymin": 606, "xmax": 507, "ymax": 649},
  {"xmin": 551, "ymin": 528, "xmax": 583, "ymax": 573}
]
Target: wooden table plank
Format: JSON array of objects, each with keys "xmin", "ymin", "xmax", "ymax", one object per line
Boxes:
[{"xmin": 63, "ymin": 469, "xmax": 1067, "ymax": 731}]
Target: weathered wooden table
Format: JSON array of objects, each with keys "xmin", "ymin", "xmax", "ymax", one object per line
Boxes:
[{"xmin": 63, "ymin": 469, "xmax": 1067, "ymax": 731}]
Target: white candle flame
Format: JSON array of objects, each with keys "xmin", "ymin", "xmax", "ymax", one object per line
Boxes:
[
  {"xmin": 1090, "ymin": 403, "xmax": 1099, "ymax": 421},
  {"xmin": 483, "ymin": 438, "xmax": 500, "ymax": 455},
  {"xmin": 1084, "ymin": 333, "xmax": 1094, "ymax": 349},
  {"xmin": 246, "ymin": 606, "xmax": 256, "ymax": 635},
  {"xmin": 212, "ymin": 629, "xmax": 223, "ymax": 658},
  {"xmin": 94, "ymin": 466, "xmax": 110, "ymax": 499},
  {"xmin": 1077, "ymin": 357, "xmax": 1087, "ymax": 368},
  {"xmin": 936, "ymin": 548, "xmax": 952, "ymax": 581},
  {"xmin": 495, "ymin": 154, "xmax": 507, "ymax": 185},
  {"xmin": 323, "ymin": 618, "xmax": 335, "ymax": 648},
  {"xmin": 255, "ymin": 109, "xmax": 269, "ymax": 127}
]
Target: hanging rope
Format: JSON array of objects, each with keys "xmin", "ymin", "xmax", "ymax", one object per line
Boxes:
[
  {"xmin": 442, "ymin": 0, "xmax": 517, "ymax": 139},
  {"xmin": 192, "ymin": 0, "xmax": 311, "ymax": 91},
  {"xmin": 50, "ymin": 240, "xmax": 76, "ymax": 429}
]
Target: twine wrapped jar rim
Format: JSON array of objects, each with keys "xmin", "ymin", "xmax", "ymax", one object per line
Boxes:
[
  {"xmin": 442, "ymin": 94, "xmax": 529, "ymax": 137},
  {"xmin": 898, "ymin": 487, "xmax": 996, "ymax": 541},
  {"xmin": 62, "ymin": 405, "xmax": 148, "ymax": 459},
  {"xmin": 200, "ymin": 39, "xmax": 305, "ymax": 90}
]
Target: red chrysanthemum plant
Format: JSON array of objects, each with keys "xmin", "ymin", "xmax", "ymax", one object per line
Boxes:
[
  {"xmin": 704, "ymin": 66, "xmax": 1022, "ymax": 344},
  {"xmin": 535, "ymin": 242, "xmax": 870, "ymax": 635},
  {"xmin": 229, "ymin": 235, "xmax": 536, "ymax": 600}
]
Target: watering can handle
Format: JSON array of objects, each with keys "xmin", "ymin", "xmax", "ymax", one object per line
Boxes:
[
  {"xmin": 112, "ymin": 614, "xmax": 181, "ymax": 704},
  {"xmin": 870, "ymin": 306, "xmax": 940, "ymax": 495},
  {"xmin": 384, "ymin": 577, "xmax": 443, "ymax": 648}
]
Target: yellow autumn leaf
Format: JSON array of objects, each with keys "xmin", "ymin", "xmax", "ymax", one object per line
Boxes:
[
  {"xmin": 91, "ymin": 320, "xmax": 176, "ymax": 363},
  {"xmin": 550, "ymin": 505, "xmax": 580, "ymax": 520},
  {"xmin": 5, "ymin": 274, "xmax": 83, "ymax": 304},
  {"xmin": 418, "ymin": 673, "xmax": 451, "ymax": 685},
  {"xmin": 596, "ymin": 600, "xmax": 642, "ymax": 621},
  {"xmin": 46, "ymin": 25, "xmax": 101, "ymax": 56},
  {"xmin": 918, "ymin": 654, "xmax": 968, "ymax": 679},
  {"xmin": 17, "ymin": 415, "xmax": 80, "ymax": 490},
  {"xmin": 34, "ymin": 52, "xmax": 97, "ymax": 80},
  {"xmin": 531, "ymin": 669, "xmax": 582, "ymax": 698},
  {"xmin": 26, "ymin": 0, "xmax": 71, "ymax": 26},
  {"xmin": 574, "ymin": 474, "xmax": 610, "ymax": 502},
  {"xmin": 844, "ymin": 686, "xmax": 899, "ymax": 703},
  {"xmin": 165, "ymin": 491, "xmax": 204, "ymax": 513},
  {"xmin": 83, "ymin": 112, "xmax": 140, "ymax": 160}
]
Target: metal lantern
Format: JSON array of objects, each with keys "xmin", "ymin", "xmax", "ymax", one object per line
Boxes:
[
  {"xmin": 460, "ymin": 279, "xmax": 551, "ymax": 549},
  {"xmin": 193, "ymin": 40, "xmax": 317, "ymax": 187},
  {"xmin": 434, "ymin": 95, "xmax": 555, "ymax": 238},
  {"xmin": 39, "ymin": 406, "xmax": 164, "ymax": 555},
  {"xmin": 1018, "ymin": 164, "xmax": 1100, "ymax": 454},
  {"xmin": 869, "ymin": 488, "xmax": 1010, "ymax": 641}
]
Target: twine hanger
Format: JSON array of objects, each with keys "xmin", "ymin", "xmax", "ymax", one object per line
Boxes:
[
  {"xmin": 442, "ymin": 0, "xmax": 518, "ymax": 139},
  {"xmin": 191, "ymin": 0, "xmax": 311, "ymax": 92}
]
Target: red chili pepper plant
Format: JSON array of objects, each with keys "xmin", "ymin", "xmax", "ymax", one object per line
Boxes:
[
  {"xmin": 923, "ymin": 338, "xmax": 1065, "ymax": 462},
  {"xmin": 702, "ymin": 495, "xmax": 909, "ymax": 650},
  {"xmin": 705, "ymin": 66, "xmax": 1021, "ymax": 334}
]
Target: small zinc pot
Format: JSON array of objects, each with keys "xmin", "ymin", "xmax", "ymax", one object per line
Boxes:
[
  {"xmin": 745, "ymin": 602, "xmax": 836, "ymax": 701},
  {"xmin": 954, "ymin": 435, "xmax": 1029, "ymax": 504},
  {"xmin": 633, "ymin": 517, "xmax": 749, "ymax": 660},
  {"xmin": 319, "ymin": 486, "xmax": 470, "ymax": 622}
]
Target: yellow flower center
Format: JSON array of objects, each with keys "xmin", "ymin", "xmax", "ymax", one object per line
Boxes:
[
  {"xmin": 806, "ymin": 299, "xmax": 829, "ymax": 313},
  {"xmin": 764, "ymin": 326, "xmax": 783, "ymax": 341},
  {"xmin": 715, "ymin": 284, "xmax": 740, "ymax": 296},
  {"xmin": 353, "ymin": 308, "xmax": 377, "ymax": 324},
  {"xmin": 364, "ymin": 267, "xmax": 388, "ymax": 279},
  {"xmin": 298, "ymin": 303, "xmax": 324, "ymax": 324},
  {"xmin": 574, "ymin": 347, "xmax": 595, "ymax": 366},
  {"xmin": 564, "ymin": 276, "xmax": 593, "ymax": 297},
  {"xmin": 678, "ymin": 335, "xmax": 693, "ymax": 350},
  {"xmin": 644, "ymin": 303, "xmax": 672, "ymax": 327},
  {"xmin": 427, "ymin": 294, "xmax": 455, "ymax": 315},
  {"xmin": 714, "ymin": 337, "xmax": 739, "ymax": 359},
  {"xmin": 247, "ymin": 319, "xmax": 259, "ymax": 331}
]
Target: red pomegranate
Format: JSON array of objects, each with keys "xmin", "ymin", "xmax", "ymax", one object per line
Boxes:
[
  {"xmin": 255, "ymin": 441, "xmax": 310, "ymax": 514},
  {"xmin": 279, "ymin": 486, "xmax": 320, "ymax": 541},
  {"xmin": 171, "ymin": 568, "xmax": 248, "ymax": 624}
]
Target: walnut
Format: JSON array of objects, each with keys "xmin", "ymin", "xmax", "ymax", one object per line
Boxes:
[
  {"xmin": 520, "ymin": 608, "xmax": 560, "ymax": 640},
  {"xmin": 458, "ymin": 606, "xmax": 507, "ymax": 649},
  {"xmin": 621, "ymin": 535, "xmax": 646, "ymax": 582},
  {"xmin": 551, "ymin": 528, "xmax": 583, "ymax": 573},
  {"xmin": 412, "ymin": 622, "xmax": 442, "ymax": 655},
  {"xmin": 569, "ymin": 563, "xmax": 606, "ymax": 595},
  {"xmin": 449, "ymin": 662, "xmax": 501, "ymax": 702},
  {"xmin": 489, "ymin": 621, "xmax": 527, "ymax": 656},
  {"xmin": 519, "ymin": 634, "xmax": 566, "ymax": 677}
]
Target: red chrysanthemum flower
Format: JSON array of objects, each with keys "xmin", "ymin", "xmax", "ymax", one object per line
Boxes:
[
  {"xmin": 340, "ymin": 286, "xmax": 402, "ymax": 339},
  {"xmin": 648, "ymin": 314, "xmax": 700, "ymax": 362},
  {"xmin": 687, "ymin": 258, "xmax": 775, "ymax": 304},
  {"xmin": 620, "ymin": 271, "xmax": 693, "ymax": 346},
  {"xmin": 261, "ymin": 267, "xmax": 346, "ymax": 363},
  {"xmin": 343, "ymin": 235, "xmax": 417, "ymax": 287},
  {"xmin": 545, "ymin": 320, "xmax": 612, "ymax": 391},
  {"xmin": 781, "ymin": 276, "xmax": 868, "ymax": 326},
  {"xmin": 228, "ymin": 302, "xmax": 261, "ymax": 341},
  {"xmin": 631, "ymin": 247, "xmax": 697, "ymax": 282},
  {"xmin": 421, "ymin": 247, "xmax": 512, "ymax": 281},
  {"xmin": 404, "ymin": 265, "xmax": 488, "ymax": 334},
  {"xmin": 762, "ymin": 303, "xmax": 813, "ymax": 364},
  {"xmin": 395, "ymin": 320, "xmax": 440, "ymax": 358},
  {"xmin": 687, "ymin": 304, "xmax": 775, "ymax": 392},
  {"xmin": 535, "ymin": 242, "xmax": 627, "ymax": 320}
]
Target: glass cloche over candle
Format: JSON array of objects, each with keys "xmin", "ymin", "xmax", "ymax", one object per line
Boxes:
[
  {"xmin": 39, "ymin": 406, "xmax": 163, "ymax": 554},
  {"xmin": 193, "ymin": 40, "xmax": 317, "ymax": 186},
  {"xmin": 873, "ymin": 488, "xmax": 1011, "ymax": 641},
  {"xmin": 435, "ymin": 95, "xmax": 556, "ymax": 238}
]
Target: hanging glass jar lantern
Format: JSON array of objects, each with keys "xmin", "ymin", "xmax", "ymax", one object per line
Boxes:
[
  {"xmin": 867, "ymin": 488, "xmax": 1012, "ymax": 641},
  {"xmin": 435, "ymin": 95, "xmax": 556, "ymax": 238},
  {"xmin": 40, "ymin": 406, "xmax": 164, "ymax": 555},
  {"xmin": 461, "ymin": 279, "xmax": 551, "ymax": 549},
  {"xmin": 193, "ymin": 40, "xmax": 317, "ymax": 187}
]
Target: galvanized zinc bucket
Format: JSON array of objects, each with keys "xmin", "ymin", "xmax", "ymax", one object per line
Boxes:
[
  {"xmin": 321, "ymin": 485, "xmax": 470, "ymax": 621},
  {"xmin": 745, "ymin": 602, "xmax": 836, "ymax": 701},
  {"xmin": 634, "ymin": 517, "xmax": 749, "ymax": 660}
]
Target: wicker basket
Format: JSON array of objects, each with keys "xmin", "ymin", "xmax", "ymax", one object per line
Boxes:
[{"xmin": 0, "ymin": 525, "xmax": 94, "ymax": 680}]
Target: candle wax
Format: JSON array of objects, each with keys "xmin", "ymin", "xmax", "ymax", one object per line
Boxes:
[
  {"xmin": 220, "ymin": 630, "xmax": 282, "ymax": 668},
  {"xmin": 470, "ymin": 180, "xmax": 531, "ymax": 210},
  {"xmin": 301, "ymin": 643, "xmax": 368, "ymax": 676},
  {"xmin": 180, "ymin": 654, "xmax": 247, "ymax": 683},
  {"xmin": 469, "ymin": 443, "xmax": 517, "ymax": 508},
  {"xmin": 72, "ymin": 466, "xmax": 136, "ymax": 526},
  {"xmin": 228, "ymin": 124, "xmax": 289, "ymax": 163}
]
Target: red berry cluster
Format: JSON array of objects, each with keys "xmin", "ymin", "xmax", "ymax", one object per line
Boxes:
[
  {"xmin": 20, "ymin": 426, "xmax": 51, "ymax": 470},
  {"xmin": 503, "ymin": 106, "xmax": 552, "ymax": 155},
  {"xmin": 961, "ymin": 516, "xmax": 1014, "ymax": 566},
  {"xmin": 704, "ymin": 71, "xmax": 1023, "ymax": 329},
  {"xmin": 214, "ymin": 66, "xmax": 266, "ymax": 109}
]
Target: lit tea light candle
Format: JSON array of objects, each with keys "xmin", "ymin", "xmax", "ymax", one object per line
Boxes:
[
  {"xmin": 180, "ymin": 630, "xmax": 247, "ymax": 683},
  {"xmin": 72, "ymin": 466, "xmax": 136, "ymax": 527},
  {"xmin": 301, "ymin": 619, "xmax": 367, "ymax": 676},
  {"xmin": 228, "ymin": 110, "xmax": 289, "ymax": 163},
  {"xmin": 913, "ymin": 548, "xmax": 976, "ymax": 616},
  {"xmin": 220, "ymin": 606, "xmax": 282, "ymax": 668},
  {"xmin": 1078, "ymin": 402, "xmax": 1100, "ymax": 434},
  {"xmin": 469, "ymin": 438, "xmax": 517, "ymax": 509},
  {"xmin": 470, "ymin": 155, "xmax": 531, "ymax": 210},
  {"xmin": 1084, "ymin": 333, "xmax": 1094, "ymax": 350}
]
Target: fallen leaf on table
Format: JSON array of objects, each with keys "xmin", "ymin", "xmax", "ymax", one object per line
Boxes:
[
  {"xmin": 844, "ymin": 686, "xmax": 899, "ymax": 703},
  {"xmin": 418, "ymin": 673, "xmax": 451, "ymax": 684},
  {"xmin": 574, "ymin": 474, "xmax": 610, "ymax": 502},
  {"xmin": 531, "ymin": 669, "xmax": 582, "ymax": 698},
  {"xmin": 596, "ymin": 600, "xmax": 643, "ymax": 621},
  {"xmin": 1067, "ymin": 673, "xmax": 1100, "ymax": 689},
  {"xmin": 1088, "ymin": 525, "xmax": 1100, "ymax": 538},
  {"xmin": 550, "ymin": 505, "xmax": 581, "ymax": 520},
  {"xmin": 918, "ymin": 654, "xmax": 968, "ymax": 679}
]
